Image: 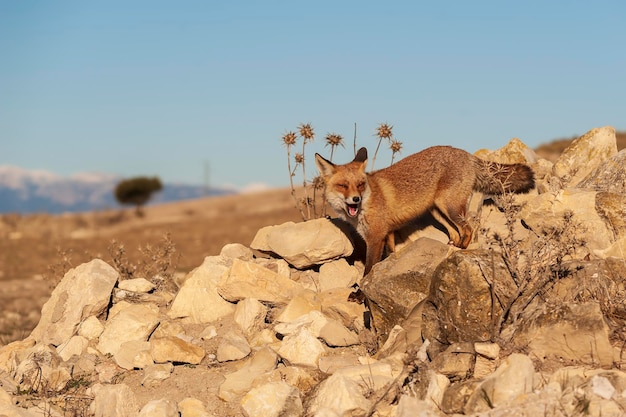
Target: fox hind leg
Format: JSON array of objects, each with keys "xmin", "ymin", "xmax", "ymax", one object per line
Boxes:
[{"xmin": 432, "ymin": 200, "xmax": 473, "ymax": 249}]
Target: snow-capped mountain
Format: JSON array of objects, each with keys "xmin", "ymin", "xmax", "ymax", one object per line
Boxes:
[{"xmin": 0, "ymin": 165, "xmax": 233, "ymax": 214}]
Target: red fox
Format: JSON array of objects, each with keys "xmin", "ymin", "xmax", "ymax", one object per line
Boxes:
[{"xmin": 315, "ymin": 146, "xmax": 535, "ymax": 274}]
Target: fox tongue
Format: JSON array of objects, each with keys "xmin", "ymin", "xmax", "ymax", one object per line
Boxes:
[{"xmin": 347, "ymin": 204, "xmax": 359, "ymax": 217}]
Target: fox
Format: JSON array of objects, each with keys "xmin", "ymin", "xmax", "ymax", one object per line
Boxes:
[{"xmin": 315, "ymin": 145, "xmax": 535, "ymax": 274}]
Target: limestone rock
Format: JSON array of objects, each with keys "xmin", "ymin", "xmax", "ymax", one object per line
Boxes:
[
  {"xmin": 118, "ymin": 277, "xmax": 156, "ymax": 293},
  {"xmin": 275, "ymin": 290, "xmax": 321, "ymax": 323},
  {"xmin": 90, "ymin": 383, "xmax": 138, "ymax": 417},
  {"xmin": 0, "ymin": 338, "xmax": 35, "ymax": 375},
  {"xmin": 218, "ymin": 258, "xmax": 305, "ymax": 304},
  {"xmin": 150, "ymin": 336, "xmax": 205, "ymax": 365},
  {"xmin": 216, "ymin": 329, "xmax": 251, "ymax": 363},
  {"xmin": 362, "ymin": 238, "xmax": 451, "ymax": 345},
  {"xmin": 77, "ymin": 316, "xmax": 104, "ymax": 340},
  {"xmin": 168, "ymin": 256, "xmax": 235, "ymax": 323},
  {"xmin": 138, "ymin": 399, "xmax": 178, "ymax": 417},
  {"xmin": 595, "ymin": 192, "xmax": 626, "ymax": 240},
  {"xmin": 142, "ymin": 363, "xmax": 174, "ymax": 387},
  {"xmin": 56, "ymin": 335, "xmax": 88, "ymax": 362},
  {"xmin": 396, "ymin": 395, "xmax": 446, "ymax": 417},
  {"xmin": 14, "ymin": 344, "xmax": 70, "ymax": 392},
  {"xmin": 178, "ymin": 398, "xmax": 211, "ymax": 417},
  {"xmin": 250, "ymin": 219, "xmax": 354, "ymax": 269},
  {"xmin": 233, "ymin": 298, "xmax": 269, "ymax": 337},
  {"xmin": 464, "ymin": 353, "xmax": 535, "ymax": 414},
  {"xmin": 550, "ymin": 126, "xmax": 617, "ymax": 189},
  {"xmin": 277, "ymin": 327, "xmax": 326, "ymax": 368},
  {"xmin": 513, "ymin": 301, "xmax": 613, "ymax": 367},
  {"xmin": 96, "ymin": 303, "xmax": 160, "ymax": 357},
  {"xmin": 30, "ymin": 259, "xmax": 118, "ymax": 346},
  {"xmin": 240, "ymin": 381, "xmax": 303, "ymax": 417},
  {"xmin": 114, "ymin": 340, "xmax": 151, "ymax": 370},
  {"xmin": 220, "ymin": 243, "xmax": 254, "ymax": 261},
  {"xmin": 218, "ymin": 347, "xmax": 278, "ymax": 402},
  {"xmin": 318, "ymin": 259, "xmax": 359, "ymax": 291},
  {"xmin": 475, "ymin": 137, "xmax": 540, "ymax": 164},
  {"xmin": 578, "ymin": 148, "xmax": 626, "ymax": 194}
]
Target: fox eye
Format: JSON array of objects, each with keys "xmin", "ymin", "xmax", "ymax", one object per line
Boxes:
[
  {"xmin": 337, "ymin": 183, "xmax": 348, "ymax": 190},
  {"xmin": 357, "ymin": 182, "xmax": 366, "ymax": 190}
]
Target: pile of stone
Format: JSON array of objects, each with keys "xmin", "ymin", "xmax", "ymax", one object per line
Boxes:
[{"xmin": 1, "ymin": 126, "xmax": 626, "ymax": 416}]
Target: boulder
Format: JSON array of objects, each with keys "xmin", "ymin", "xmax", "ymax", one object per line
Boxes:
[
  {"xmin": 578, "ymin": 148, "xmax": 626, "ymax": 194},
  {"xmin": 89, "ymin": 383, "xmax": 138, "ymax": 417},
  {"xmin": 96, "ymin": 303, "xmax": 160, "ymax": 357},
  {"xmin": 240, "ymin": 381, "xmax": 303, "ymax": 417},
  {"xmin": 150, "ymin": 336, "xmax": 205, "ymax": 365}
]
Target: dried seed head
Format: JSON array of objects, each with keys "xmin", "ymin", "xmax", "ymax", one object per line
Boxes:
[
  {"xmin": 294, "ymin": 153, "xmax": 304, "ymax": 164},
  {"xmin": 324, "ymin": 133, "xmax": 344, "ymax": 148},
  {"xmin": 282, "ymin": 131, "xmax": 297, "ymax": 146},
  {"xmin": 312, "ymin": 175, "xmax": 325, "ymax": 190},
  {"xmin": 376, "ymin": 123, "xmax": 393, "ymax": 140},
  {"xmin": 390, "ymin": 139, "xmax": 403, "ymax": 154},
  {"xmin": 299, "ymin": 123, "xmax": 315, "ymax": 142}
]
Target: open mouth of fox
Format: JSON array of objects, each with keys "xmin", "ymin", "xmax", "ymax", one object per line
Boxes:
[{"xmin": 345, "ymin": 203, "xmax": 360, "ymax": 218}]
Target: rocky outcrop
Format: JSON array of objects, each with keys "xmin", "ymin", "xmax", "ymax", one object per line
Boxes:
[{"xmin": 2, "ymin": 126, "xmax": 626, "ymax": 416}]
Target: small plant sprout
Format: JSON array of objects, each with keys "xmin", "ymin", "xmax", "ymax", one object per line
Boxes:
[{"xmin": 372, "ymin": 123, "xmax": 393, "ymax": 170}]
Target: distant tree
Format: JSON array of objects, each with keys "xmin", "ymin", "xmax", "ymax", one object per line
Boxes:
[{"xmin": 114, "ymin": 176, "xmax": 163, "ymax": 216}]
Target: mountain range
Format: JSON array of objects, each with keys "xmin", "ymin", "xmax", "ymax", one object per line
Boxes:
[{"xmin": 0, "ymin": 165, "xmax": 235, "ymax": 214}]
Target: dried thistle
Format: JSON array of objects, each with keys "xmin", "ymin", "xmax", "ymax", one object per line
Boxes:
[
  {"xmin": 372, "ymin": 122, "xmax": 394, "ymax": 170},
  {"xmin": 294, "ymin": 153, "xmax": 304, "ymax": 164},
  {"xmin": 298, "ymin": 123, "xmax": 315, "ymax": 143},
  {"xmin": 390, "ymin": 139, "xmax": 403, "ymax": 165},
  {"xmin": 282, "ymin": 131, "xmax": 297, "ymax": 147},
  {"xmin": 324, "ymin": 132, "xmax": 344, "ymax": 161}
]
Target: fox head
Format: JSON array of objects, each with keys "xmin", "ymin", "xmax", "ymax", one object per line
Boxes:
[{"xmin": 315, "ymin": 147, "xmax": 369, "ymax": 219}]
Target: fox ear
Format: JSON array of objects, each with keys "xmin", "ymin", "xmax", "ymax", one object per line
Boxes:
[
  {"xmin": 315, "ymin": 153, "xmax": 335, "ymax": 177},
  {"xmin": 353, "ymin": 147, "xmax": 368, "ymax": 163}
]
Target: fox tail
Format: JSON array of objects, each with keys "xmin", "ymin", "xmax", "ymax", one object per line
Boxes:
[{"xmin": 473, "ymin": 158, "xmax": 535, "ymax": 195}]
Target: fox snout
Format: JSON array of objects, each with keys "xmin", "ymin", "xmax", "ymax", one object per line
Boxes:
[{"xmin": 345, "ymin": 195, "xmax": 361, "ymax": 217}]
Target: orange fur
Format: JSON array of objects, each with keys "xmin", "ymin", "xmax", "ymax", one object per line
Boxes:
[{"xmin": 315, "ymin": 146, "xmax": 534, "ymax": 274}]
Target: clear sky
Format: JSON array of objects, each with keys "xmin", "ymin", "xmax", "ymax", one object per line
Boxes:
[{"xmin": 1, "ymin": 1, "xmax": 625, "ymax": 190}]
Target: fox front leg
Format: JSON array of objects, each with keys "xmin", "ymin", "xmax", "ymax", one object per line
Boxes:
[{"xmin": 364, "ymin": 232, "xmax": 387, "ymax": 275}]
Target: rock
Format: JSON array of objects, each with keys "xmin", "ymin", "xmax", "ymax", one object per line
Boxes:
[
  {"xmin": 96, "ymin": 303, "xmax": 160, "ymax": 357},
  {"xmin": 168, "ymin": 256, "xmax": 235, "ymax": 323},
  {"xmin": 89, "ymin": 383, "xmax": 138, "ymax": 417},
  {"xmin": 218, "ymin": 347, "xmax": 278, "ymax": 402},
  {"xmin": 306, "ymin": 374, "xmax": 371, "ymax": 416},
  {"xmin": 14, "ymin": 344, "xmax": 70, "ymax": 392},
  {"xmin": 0, "ymin": 338, "xmax": 35, "ymax": 375},
  {"xmin": 579, "ymin": 148, "xmax": 626, "ymax": 193},
  {"xmin": 362, "ymin": 238, "xmax": 451, "ymax": 345},
  {"xmin": 218, "ymin": 258, "xmax": 305, "ymax": 304},
  {"xmin": 77, "ymin": 316, "xmax": 104, "ymax": 340},
  {"xmin": 142, "ymin": 363, "xmax": 174, "ymax": 387},
  {"xmin": 590, "ymin": 375, "xmax": 615, "ymax": 400},
  {"xmin": 275, "ymin": 290, "xmax": 321, "ymax": 323},
  {"xmin": 95, "ymin": 360, "xmax": 124, "ymax": 384},
  {"xmin": 475, "ymin": 137, "xmax": 540, "ymax": 164},
  {"xmin": 250, "ymin": 219, "xmax": 354, "ymax": 269},
  {"xmin": 234, "ymin": 298, "xmax": 269, "ymax": 337},
  {"xmin": 277, "ymin": 327, "xmax": 326, "ymax": 368},
  {"xmin": 240, "ymin": 381, "xmax": 303, "ymax": 417},
  {"xmin": 114, "ymin": 340, "xmax": 151, "ymax": 370},
  {"xmin": 513, "ymin": 301, "xmax": 613, "ymax": 367},
  {"xmin": 431, "ymin": 343, "xmax": 474, "ymax": 380},
  {"xmin": 0, "ymin": 404, "xmax": 41, "ymax": 417},
  {"xmin": 56, "ymin": 335, "xmax": 88, "ymax": 362},
  {"xmin": 318, "ymin": 318, "xmax": 359, "ymax": 347},
  {"xmin": 318, "ymin": 259, "xmax": 359, "ymax": 291},
  {"xmin": 138, "ymin": 399, "xmax": 178, "ymax": 417},
  {"xmin": 320, "ymin": 288, "xmax": 367, "ymax": 330},
  {"xmin": 152, "ymin": 320, "xmax": 186, "ymax": 339},
  {"xmin": 275, "ymin": 310, "xmax": 356, "ymax": 347},
  {"xmin": 118, "ymin": 277, "xmax": 156, "ymax": 293},
  {"xmin": 30, "ymin": 259, "xmax": 119, "ymax": 346},
  {"xmin": 520, "ymin": 188, "xmax": 613, "ymax": 254},
  {"xmin": 396, "ymin": 395, "xmax": 446, "ymax": 417},
  {"xmin": 220, "ymin": 243, "xmax": 254, "ymax": 261},
  {"xmin": 150, "ymin": 336, "xmax": 205, "ymax": 365},
  {"xmin": 595, "ymin": 192, "xmax": 626, "ymax": 240},
  {"xmin": 178, "ymin": 398, "xmax": 211, "ymax": 417},
  {"xmin": 216, "ymin": 329, "xmax": 251, "ymax": 362},
  {"xmin": 425, "ymin": 250, "xmax": 515, "ymax": 344},
  {"xmin": 464, "ymin": 353, "xmax": 535, "ymax": 414},
  {"xmin": 549, "ymin": 126, "xmax": 617, "ymax": 189},
  {"xmin": 474, "ymin": 341, "xmax": 501, "ymax": 359},
  {"xmin": 424, "ymin": 371, "xmax": 450, "ymax": 410}
]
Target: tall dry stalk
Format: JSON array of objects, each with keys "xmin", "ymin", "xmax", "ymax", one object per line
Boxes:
[
  {"xmin": 372, "ymin": 123, "xmax": 393, "ymax": 170},
  {"xmin": 282, "ymin": 131, "xmax": 306, "ymax": 221},
  {"xmin": 390, "ymin": 139, "xmax": 403, "ymax": 165},
  {"xmin": 298, "ymin": 123, "xmax": 315, "ymax": 220}
]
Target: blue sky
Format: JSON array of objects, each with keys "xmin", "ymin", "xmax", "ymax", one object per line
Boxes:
[{"xmin": 1, "ymin": 1, "xmax": 625, "ymax": 190}]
